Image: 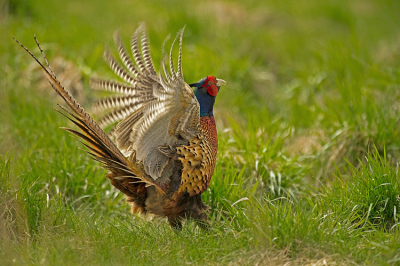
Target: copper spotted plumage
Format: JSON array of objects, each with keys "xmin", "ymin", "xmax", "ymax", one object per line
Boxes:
[
  {"xmin": 14, "ymin": 24, "xmax": 226, "ymax": 229},
  {"xmin": 176, "ymin": 116, "xmax": 218, "ymax": 197}
]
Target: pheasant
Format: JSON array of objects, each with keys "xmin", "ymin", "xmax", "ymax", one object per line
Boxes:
[{"xmin": 14, "ymin": 24, "xmax": 226, "ymax": 229}]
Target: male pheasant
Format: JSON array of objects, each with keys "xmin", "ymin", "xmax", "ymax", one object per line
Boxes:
[{"xmin": 14, "ymin": 24, "xmax": 226, "ymax": 229}]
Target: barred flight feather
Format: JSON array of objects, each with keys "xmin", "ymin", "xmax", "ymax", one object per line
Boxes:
[
  {"xmin": 139, "ymin": 26, "xmax": 156, "ymax": 74},
  {"xmin": 92, "ymin": 95, "xmax": 154, "ymax": 113},
  {"xmin": 98, "ymin": 109, "xmax": 127, "ymax": 129},
  {"xmin": 114, "ymin": 107, "xmax": 144, "ymax": 154},
  {"xmin": 177, "ymin": 26, "xmax": 185, "ymax": 77},
  {"xmin": 98, "ymin": 104, "xmax": 146, "ymax": 129},
  {"xmin": 169, "ymin": 33, "xmax": 179, "ymax": 79},
  {"xmin": 131, "ymin": 26, "xmax": 146, "ymax": 73},
  {"xmin": 114, "ymin": 31, "xmax": 141, "ymax": 77},
  {"xmin": 90, "ymin": 79, "xmax": 139, "ymax": 95},
  {"xmin": 104, "ymin": 48, "xmax": 137, "ymax": 85},
  {"xmin": 162, "ymin": 58, "xmax": 172, "ymax": 83}
]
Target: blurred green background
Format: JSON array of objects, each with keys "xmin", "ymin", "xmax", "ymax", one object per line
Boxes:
[{"xmin": 1, "ymin": 0, "xmax": 400, "ymax": 265}]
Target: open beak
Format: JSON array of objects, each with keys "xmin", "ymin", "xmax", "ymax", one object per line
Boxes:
[{"xmin": 216, "ymin": 79, "xmax": 226, "ymax": 87}]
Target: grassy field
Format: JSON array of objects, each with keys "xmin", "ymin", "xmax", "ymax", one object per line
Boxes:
[{"xmin": 1, "ymin": 0, "xmax": 400, "ymax": 265}]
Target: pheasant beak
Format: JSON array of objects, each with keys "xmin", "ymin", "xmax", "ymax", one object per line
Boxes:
[{"xmin": 216, "ymin": 79, "xmax": 226, "ymax": 87}]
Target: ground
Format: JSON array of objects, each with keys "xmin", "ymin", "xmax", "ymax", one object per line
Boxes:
[{"xmin": 1, "ymin": 0, "xmax": 400, "ymax": 265}]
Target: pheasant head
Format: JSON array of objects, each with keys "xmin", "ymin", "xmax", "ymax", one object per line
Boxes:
[{"xmin": 190, "ymin": 76, "xmax": 226, "ymax": 117}]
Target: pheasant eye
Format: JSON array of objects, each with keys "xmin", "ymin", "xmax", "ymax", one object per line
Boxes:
[{"xmin": 207, "ymin": 81, "xmax": 212, "ymax": 86}]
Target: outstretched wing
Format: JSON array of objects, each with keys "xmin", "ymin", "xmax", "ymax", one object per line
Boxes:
[
  {"xmin": 92, "ymin": 24, "xmax": 200, "ymax": 181},
  {"xmin": 13, "ymin": 36, "xmax": 164, "ymax": 200}
]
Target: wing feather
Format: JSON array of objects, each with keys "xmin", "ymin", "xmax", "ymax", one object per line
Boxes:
[
  {"xmin": 139, "ymin": 25, "xmax": 156, "ymax": 74},
  {"xmin": 114, "ymin": 30, "xmax": 141, "ymax": 77},
  {"xmin": 90, "ymin": 78, "xmax": 141, "ymax": 95},
  {"xmin": 130, "ymin": 25, "xmax": 147, "ymax": 73},
  {"xmin": 169, "ymin": 33, "xmax": 179, "ymax": 79},
  {"xmin": 177, "ymin": 26, "xmax": 185, "ymax": 77},
  {"xmin": 92, "ymin": 25, "xmax": 200, "ymax": 181},
  {"xmin": 104, "ymin": 47, "xmax": 137, "ymax": 85}
]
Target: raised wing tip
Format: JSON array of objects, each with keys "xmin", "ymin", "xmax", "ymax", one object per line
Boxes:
[
  {"xmin": 113, "ymin": 29, "xmax": 121, "ymax": 41},
  {"xmin": 138, "ymin": 22, "xmax": 146, "ymax": 29}
]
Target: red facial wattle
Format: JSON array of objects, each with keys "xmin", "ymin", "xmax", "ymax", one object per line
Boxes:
[
  {"xmin": 207, "ymin": 86, "xmax": 218, "ymax": 96},
  {"xmin": 201, "ymin": 76, "xmax": 219, "ymax": 96}
]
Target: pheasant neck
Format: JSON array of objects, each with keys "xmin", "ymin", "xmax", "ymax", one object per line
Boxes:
[{"xmin": 194, "ymin": 89, "xmax": 216, "ymax": 117}]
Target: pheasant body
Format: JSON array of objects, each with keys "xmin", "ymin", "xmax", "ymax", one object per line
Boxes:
[
  {"xmin": 123, "ymin": 103, "xmax": 220, "ymax": 228},
  {"xmin": 16, "ymin": 24, "xmax": 226, "ymax": 229},
  {"xmin": 177, "ymin": 116, "xmax": 218, "ymax": 196}
]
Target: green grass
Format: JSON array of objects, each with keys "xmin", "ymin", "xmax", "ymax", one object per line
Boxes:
[{"xmin": 2, "ymin": 0, "xmax": 400, "ymax": 264}]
